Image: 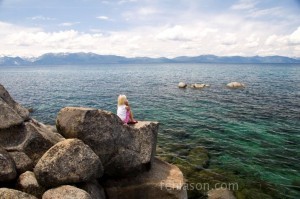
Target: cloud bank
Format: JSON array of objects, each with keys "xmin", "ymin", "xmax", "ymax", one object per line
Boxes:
[{"xmin": 0, "ymin": 0, "xmax": 299, "ymax": 58}]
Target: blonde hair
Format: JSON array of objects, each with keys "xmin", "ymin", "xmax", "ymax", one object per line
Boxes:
[{"xmin": 118, "ymin": 95, "xmax": 127, "ymax": 106}]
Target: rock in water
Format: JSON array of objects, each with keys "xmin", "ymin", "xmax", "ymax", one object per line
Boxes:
[
  {"xmin": 56, "ymin": 107, "xmax": 159, "ymax": 177},
  {"xmin": 34, "ymin": 139, "xmax": 103, "ymax": 187},
  {"xmin": 104, "ymin": 158, "xmax": 187, "ymax": 199},
  {"xmin": 178, "ymin": 82, "xmax": 187, "ymax": 88},
  {"xmin": 0, "ymin": 147, "xmax": 17, "ymax": 182},
  {"xmin": 207, "ymin": 188, "xmax": 236, "ymax": 199},
  {"xmin": 0, "ymin": 188, "xmax": 37, "ymax": 199},
  {"xmin": 190, "ymin": 83, "xmax": 210, "ymax": 89},
  {"xmin": 187, "ymin": 147, "xmax": 210, "ymax": 169},
  {"xmin": 226, "ymin": 82, "xmax": 245, "ymax": 88},
  {"xmin": 17, "ymin": 171, "xmax": 46, "ymax": 198},
  {"xmin": 42, "ymin": 185, "xmax": 92, "ymax": 199}
]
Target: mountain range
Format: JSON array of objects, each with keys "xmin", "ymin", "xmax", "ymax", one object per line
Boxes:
[{"xmin": 1, "ymin": 53, "xmax": 300, "ymax": 66}]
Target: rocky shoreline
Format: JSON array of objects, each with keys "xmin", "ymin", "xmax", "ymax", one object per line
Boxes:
[
  {"xmin": 0, "ymin": 84, "xmax": 187, "ymax": 199},
  {"xmin": 1, "ymin": 83, "xmax": 280, "ymax": 199}
]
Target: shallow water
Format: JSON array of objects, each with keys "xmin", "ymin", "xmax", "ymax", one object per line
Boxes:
[{"xmin": 1, "ymin": 63, "xmax": 299, "ymax": 198}]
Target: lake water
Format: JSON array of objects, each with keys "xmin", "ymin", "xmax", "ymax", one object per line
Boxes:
[{"xmin": 1, "ymin": 63, "xmax": 299, "ymax": 198}]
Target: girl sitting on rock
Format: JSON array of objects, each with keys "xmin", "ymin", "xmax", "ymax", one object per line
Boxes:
[{"xmin": 117, "ymin": 95, "xmax": 138, "ymax": 124}]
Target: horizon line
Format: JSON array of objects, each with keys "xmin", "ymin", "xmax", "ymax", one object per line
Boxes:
[{"xmin": 1, "ymin": 52, "xmax": 300, "ymax": 60}]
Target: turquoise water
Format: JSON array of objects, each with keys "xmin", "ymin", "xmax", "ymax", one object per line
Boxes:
[{"xmin": 1, "ymin": 63, "xmax": 299, "ymax": 198}]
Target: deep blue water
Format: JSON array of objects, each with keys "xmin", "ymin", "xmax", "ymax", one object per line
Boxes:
[{"xmin": 1, "ymin": 63, "xmax": 300, "ymax": 198}]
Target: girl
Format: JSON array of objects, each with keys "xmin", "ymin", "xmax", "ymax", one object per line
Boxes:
[{"xmin": 117, "ymin": 95, "xmax": 138, "ymax": 124}]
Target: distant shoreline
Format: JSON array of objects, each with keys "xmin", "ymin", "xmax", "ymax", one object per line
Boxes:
[{"xmin": 1, "ymin": 52, "xmax": 300, "ymax": 66}]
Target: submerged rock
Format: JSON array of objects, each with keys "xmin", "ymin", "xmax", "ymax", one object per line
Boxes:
[
  {"xmin": 34, "ymin": 139, "xmax": 103, "ymax": 187},
  {"xmin": 178, "ymin": 82, "xmax": 187, "ymax": 88},
  {"xmin": 187, "ymin": 147, "xmax": 210, "ymax": 169},
  {"xmin": 237, "ymin": 188, "xmax": 272, "ymax": 199},
  {"xmin": 42, "ymin": 185, "xmax": 92, "ymax": 199},
  {"xmin": 207, "ymin": 188, "xmax": 236, "ymax": 199},
  {"xmin": 226, "ymin": 82, "xmax": 245, "ymax": 88},
  {"xmin": 0, "ymin": 147, "xmax": 17, "ymax": 182},
  {"xmin": 292, "ymin": 179, "xmax": 300, "ymax": 191},
  {"xmin": 56, "ymin": 107, "xmax": 158, "ymax": 177},
  {"xmin": 0, "ymin": 188, "xmax": 37, "ymax": 199},
  {"xmin": 104, "ymin": 158, "xmax": 187, "ymax": 199}
]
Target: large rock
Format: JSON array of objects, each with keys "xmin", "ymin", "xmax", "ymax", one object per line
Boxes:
[
  {"xmin": 9, "ymin": 151, "xmax": 34, "ymax": 174},
  {"xmin": 0, "ymin": 147, "xmax": 17, "ymax": 182},
  {"xmin": 0, "ymin": 85, "xmax": 63, "ymax": 164},
  {"xmin": 0, "ymin": 84, "xmax": 29, "ymax": 129},
  {"xmin": 56, "ymin": 107, "xmax": 158, "ymax": 177},
  {"xmin": 0, "ymin": 119, "xmax": 64, "ymax": 164},
  {"xmin": 17, "ymin": 171, "xmax": 46, "ymax": 198},
  {"xmin": 0, "ymin": 98, "xmax": 24, "ymax": 130},
  {"xmin": 226, "ymin": 82, "xmax": 245, "ymax": 88},
  {"xmin": 42, "ymin": 185, "xmax": 92, "ymax": 199},
  {"xmin": 0, "ymin": 188, "xmax": 37, "ymax": 199},
  {"xmin": 103, "ymin": 158, "xmax": 187, "ymax": 199},
  {"xmin": 34, "ymin": 139, "xmax": 103, "ymax": 187}
]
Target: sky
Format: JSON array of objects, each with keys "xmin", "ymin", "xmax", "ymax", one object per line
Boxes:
[{"xmin": 0, "ymin": 0, "xmax": 299, "ymax": 58}]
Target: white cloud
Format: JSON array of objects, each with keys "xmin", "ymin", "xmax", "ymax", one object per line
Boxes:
[
  {"xmin": 137, "ymin": 7, "xmax": 158, "ymax": 16},
  {"xmin": 265, "ymin": 35, "xmax": 279, "ymax": 46},
  {"xmin": 245, "ymin": 34, "xmax": 260, "ymax": 48},
  {"xmin": 264, "ymin": 27, "xmax": 300, "ymax": 47},
  {"xmin": 231, "ymin": 0, "xmax": 257, "ymax": 10},
  {"xmin": 264, "ymin": 34, "xmax": 288, "ymax": 46},
  {"xmin": 247, "ymin": 7, "xmax": 284, "ymax": 18},
  {"xmin": 28, "ymin": 15, "xmax": 56, "ymax": 21},
  {"xmin": 59, "ymin": 22, "xmax": 80, "ymax": 27},
  {"xmin": 0, "ymin": 21, "xmax": 41, "ymax": 35},
  {"xmin": 97, "ymin": 16, "xmax": 110, "ymax": 20},
  {"xmin": 118, "ymin": 0, "xmax": 137, "ymax": 4},
  {"xmin": 101, "ymin": 0, "xmax": 137, "ymax": 5},
  {"xmin": 122, "ymin": 7, "xmax": 159, "ymax": 21},
  {"xmin": 288, "ymin": 27, "xmax": 300, "ymax": 45},
  {"xmin": 156, "ymin": 25, "xmax": 196, "ymax": 41},
  {"xmin": 221, "ymin": 33, "xmax": 237, "ymax": 45},
  {"xmin": 89, "ymin": 29, "xmax": 104, "ymax": 33},
  {"xmin": 0, "ymin": 17, "xmax": 300, "ymax": 58}
]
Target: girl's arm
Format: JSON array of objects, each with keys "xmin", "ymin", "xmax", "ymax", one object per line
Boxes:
[{"xmin": 125, "ymin": 101, "xmax": 130, "ymax": 110}]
